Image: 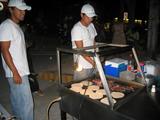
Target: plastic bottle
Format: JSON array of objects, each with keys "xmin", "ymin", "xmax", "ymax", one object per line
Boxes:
[
  {"xmin": 127, "ymin": 60, "xmax": 134, "ymax": 71},
  {"xmin": 127, "ymin": 54, "xmax": 135, "ymax": 72},
  {"xmin": 151, "ymin": 85, "xmax": 156, "ymax": 93}
]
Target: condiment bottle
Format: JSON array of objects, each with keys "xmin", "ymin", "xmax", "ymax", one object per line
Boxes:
[{"xmin": 151, "ymin": 85, "xmax": 156, "ymax": 93}]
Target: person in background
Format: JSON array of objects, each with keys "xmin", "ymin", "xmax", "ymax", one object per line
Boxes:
[
  {"xmin": 0, "ymin": 0, "xmax": 34, "ymax": 120},
  {"xmin": 126, "ymin": 25, "xmax": 140, "ymax": 48},
  {"xmin": 71, "ymin": 3, "xmax": 97, "ymax": 81},
  {"xmin": 112, "ymin": 20, "xmax": 127, "ymax": 45},
  {"xmin": 21, "ymin": 22, "xmax": 44, "ymax": 96}
]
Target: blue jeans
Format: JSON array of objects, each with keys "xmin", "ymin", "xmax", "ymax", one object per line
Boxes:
[
  {"xmin": 7, "ymin": 75, "xmax": 34, "ymax": 120},
  {"xmin": 74, "ymin": 68, "xmax": 97, "ymax": 81}
]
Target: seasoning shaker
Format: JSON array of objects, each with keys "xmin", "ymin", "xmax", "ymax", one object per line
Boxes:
[{"xmin": 151, "ymin": 85, "xmax": 156, "ymax": 93}]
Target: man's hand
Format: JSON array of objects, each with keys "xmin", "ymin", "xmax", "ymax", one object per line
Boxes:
[{"xmin": 13, "ymin": 72, "xmax": 22, "ymax": 84}]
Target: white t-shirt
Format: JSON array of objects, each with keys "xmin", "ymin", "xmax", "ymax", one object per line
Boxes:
[
  {"xmin": 71, "ymin": 21, "xmax": 97, "ymax": 69},
  {"xmin": 0, "ymin": 19, "xmax": 30, "ymax": 77}
]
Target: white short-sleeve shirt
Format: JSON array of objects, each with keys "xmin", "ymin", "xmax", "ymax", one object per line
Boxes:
[
  {"xmin": 0, "ymin": 19, "xmax": 30, "ymax": 77},
  {"xmin": 71, "ymin": 21, "xmax": 97, "ymax": 69}
]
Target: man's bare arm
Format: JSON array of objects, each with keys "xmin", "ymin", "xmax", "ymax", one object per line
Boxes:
[
  {"xmin": 0, "ymin": 41, "xmax": 22, "ymax": 84},
  {"xmin": 75, "ymin": 40, "xmax": 95, "ymax": 66}
]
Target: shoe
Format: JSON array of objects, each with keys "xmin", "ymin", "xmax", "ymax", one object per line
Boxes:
[{"xmin": 34, "ymin": 89, "xmax": 44, "ymax": 96}]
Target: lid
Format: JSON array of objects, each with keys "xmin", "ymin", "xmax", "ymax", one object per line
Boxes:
[{"xmin": 105, "ymin": 58, "xmax": 128, "ymax": 67}]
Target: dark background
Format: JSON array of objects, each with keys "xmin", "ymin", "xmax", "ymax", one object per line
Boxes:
[{"xmin": 24, "ymin": 0, "xmax": 149, "ymax": 35}]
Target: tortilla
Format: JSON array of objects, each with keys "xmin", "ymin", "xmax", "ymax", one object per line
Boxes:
[
  {"xmin": 111, "ymin": 92, "xmax": 125, "ymax": 99},
  {"xmin": 100, "ymin": 97, "xmax": 116, "ymax": 105},
  {"xmin": 71, "ymin": 83, "xmax": 83, "ymax": 88},
  {"xmin": 88, "ymin": 85, "xmax": 99, "ymax": 91},
  {"xmin": 85, "ymin": 89, "xmax": 93, "ymax": 95},
  {"xmin": 96, "ymin": 89, "xmax": 106, "ymax": 95},
  {"xmin": 79, "ymin": 89, "xmax": 86, "ymax": 95},
  {"xmin": 70, "ymin": 86, "xmax": 82, "ymax": 93},
  {"xmin": 89, "ymin": 92, "xmax": 103, "ymax": 100}
]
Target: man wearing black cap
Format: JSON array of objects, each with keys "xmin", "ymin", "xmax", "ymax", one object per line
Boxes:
[{"xmin": 0, "ymin": 0, "xmax": 33, "ymax": 119}]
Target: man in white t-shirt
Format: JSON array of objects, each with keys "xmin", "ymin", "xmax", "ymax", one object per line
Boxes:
[
  {"xmin": 0, "ymin": 0, "xmax": 33, "ymax": 120},
  {"xmin": 71, "ymin": 3, "xmax": 97, "ymax": 81}
]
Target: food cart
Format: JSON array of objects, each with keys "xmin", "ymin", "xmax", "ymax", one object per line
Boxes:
[{"xmin": 56, "ymin": 43, "xmax": 160, "ymax": 120}]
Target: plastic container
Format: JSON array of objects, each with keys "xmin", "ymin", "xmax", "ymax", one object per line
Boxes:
[
  {"xmin": 151, "ymin": 85, "xmax": 156, "ymax": 93},
  {"xmin": 120, "ymin": 71, "xmax": 136, "ymax": 81},
  {"xmin": 104, "ymin": 58, "xmax": 128, "ymax": 78}
]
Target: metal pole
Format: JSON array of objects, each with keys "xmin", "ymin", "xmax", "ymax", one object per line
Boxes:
[
  {"xmin": 94, "ymin": 53, "xmax": 114, "ymax": 110},
  {"xmin": 57, "ymin": 49, "xmax": 62, "ymax": 84},
  {"xmin": 132, "ymin": 47, "xmax": 146, "ymax": 84}
]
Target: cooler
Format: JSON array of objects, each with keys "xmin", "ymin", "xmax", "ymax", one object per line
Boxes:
[{"xmin": 104, "ymin": 58, "xmax": 128, "ymax": 78}]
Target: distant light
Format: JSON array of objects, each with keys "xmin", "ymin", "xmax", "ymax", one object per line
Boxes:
[
  {"xmin": 134, "ymin": 19, "xmax": 142, "ymax": 24},
  {"xmin": 135, "ymin": 19, "xmax": 138, "ymax": 23},
  {"xmin": 144, "ymin": 28, "xmax": 148, "ymax": 31},
  {"xmin": 138, "ymin": 20, "xmax": 142, "ymax": 24},
  {"xmin": 123, "ymin": 19, "xmax": 129, "ymax": 23},
  {"xmin": 123, "ymin": 12, "xmax": 128, "ymax": 21},
  {"xmin": 144, "ymin": 20, "xmax": 147, "ymax": 24},
  {"xmin": 114, "ymin": 17, "xmax": 118, "ymax": 22}
]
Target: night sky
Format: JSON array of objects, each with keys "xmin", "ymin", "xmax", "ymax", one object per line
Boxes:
[
  {"xmin": 27, "ymin": 0, "xmax": 149, "ymax": 18},
  {"xmin": 24, "ymin": 0, "xmax": 149, "ymax": 34}
]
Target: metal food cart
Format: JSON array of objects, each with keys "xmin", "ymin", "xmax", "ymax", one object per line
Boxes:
[{"xmin": 56, "ymin": 43, "xmax": 160, "ymax": 120}]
